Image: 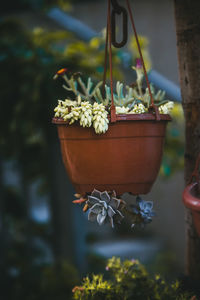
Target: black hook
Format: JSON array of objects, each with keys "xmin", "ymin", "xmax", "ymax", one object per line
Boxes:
[
  {"xmin": 111, "ymin": 0, "xmax": 122, "ymax": 14},
  {"xmin": 110, "ymin": 0, "xmax": 128, "ymax": 48}
]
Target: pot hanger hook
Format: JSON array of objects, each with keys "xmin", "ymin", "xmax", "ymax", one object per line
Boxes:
[
  {"xmin": 111, "ymin": 0, "xmax": 128, "ymax": 48},
  {"xmin": 111, "ymin": 0, "xmax": 122, "ymax": 14}
]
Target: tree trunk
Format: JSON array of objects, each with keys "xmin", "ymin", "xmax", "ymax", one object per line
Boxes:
[{"xmin": 174, "ymin": 0, "xmax": 200, "ymax": 280}]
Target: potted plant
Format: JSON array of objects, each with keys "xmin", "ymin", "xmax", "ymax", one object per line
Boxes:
[
  {"xmin": 183, "ymin": 154, "xmax": 200, "ymax": 237},
  {"xmin": 52, "ymin": 62, "xmax": 172, "ymax": 196}
]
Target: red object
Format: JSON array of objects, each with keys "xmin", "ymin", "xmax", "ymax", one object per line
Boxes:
[
  {"xmin": 183, "ymin": 182, "xmax": 200, "ymax": 237},
  {"xmin": 53, "ymin": 114, "xmax": 170, "ymax": 196},
  {"xmin": 183, "ymin": 154, "xmax": 200, "ymax": 237}
]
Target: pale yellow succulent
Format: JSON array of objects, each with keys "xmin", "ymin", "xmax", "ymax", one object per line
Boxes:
[
  {"xmin": 54, "ymin": 100, "xmax": 69, "ymax": 118},
  {"xmin": 129, "ymin": 103, "xmax": 147, "ymax": 114},
  {"xmin": 80, "ymin": 101, "xmax": 93, "ymax": 127},
  {"xmin": 93, "ymin": 103, "xmax": 109, "ymax": 134},
  {"xmin": 159, "ymin": 101, "xmax": 174, "ymax": 114},
  {"xmin": 63, "ymin": 106, "xmax": 81, "ymax": 124},
  {"xmin": 116, "ymin": 106, "xmax": 129, "ymax": 114}
]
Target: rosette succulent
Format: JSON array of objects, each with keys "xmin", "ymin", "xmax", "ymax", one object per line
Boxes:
[
  {"xmin": 86, "ymin": 189, "xmax": 124, "ymax": 228},
  {"xmin": 73, "ymin": 190, "xmax": 156, "ymax": 229},
  {"xmin": 132, "ymin": 196, "xmax": 155, "ymax": 226}
]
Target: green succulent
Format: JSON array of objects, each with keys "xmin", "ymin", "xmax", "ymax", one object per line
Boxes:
[{"xmin": 60, "ymin": 72, "xmax": 103, "ymax": 103}]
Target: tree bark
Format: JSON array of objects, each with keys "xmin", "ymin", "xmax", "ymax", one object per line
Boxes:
[{"xmin": 174, "ymin": 0, "xmax": 200, "ymax": 280}]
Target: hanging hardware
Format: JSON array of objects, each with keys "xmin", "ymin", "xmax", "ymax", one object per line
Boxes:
[
  {"xmin": 111, "ymin": 0, "xmax": 122, "ymax": 13},
  {"xmin": 111, "ymin": 0, "xmax": 128, "ymax": 48},
  {"xmin": 125, "ymin": 0, "xmax": 160, "ymax": 120},
  {"xmin": 104, "ymin": 0, "xmax": 160, "ymax": 121}
]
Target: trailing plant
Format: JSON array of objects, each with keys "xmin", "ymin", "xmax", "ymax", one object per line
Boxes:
[
  {"xmin": 72, "ymin": 257, "xmax": 194, "ymax": 300},
  {"xmin": 53, "ymin": 61, "xmax": 174, "ymax": 134},
  {"xmin": 73, "ymin": 189, "xmax": 155, "ymax": 229}
]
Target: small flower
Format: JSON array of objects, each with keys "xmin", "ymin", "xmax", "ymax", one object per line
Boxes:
[
  {"xmin": 136, "ymin": 58, "xmax": 142, "ymax": 69},
  {"xmin": 132, "ymin": 196, "xmax": 155, "ymax": 226},
  {"xmin": 105, "ymin": 266, "xmax": 109, "ymax": 271},
  {"xmin": 87, "ymin": 189, "xmax": 124, "ymax": 228},
  {"xmin": 53, "ymin": 68, "xmax": 68, "ymax": 79},
  {"xmin": 132, "ymin": 60, "xmax": 144, "ymax": 97}
]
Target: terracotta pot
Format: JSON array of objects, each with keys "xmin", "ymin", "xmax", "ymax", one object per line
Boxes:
[
  {"xmin": 52, "ymin": 113, "xmax": 171, "ymax": 196},
  {"xmin": 183, "ymin": 182, "xmax": 200, "ymax": 237}
]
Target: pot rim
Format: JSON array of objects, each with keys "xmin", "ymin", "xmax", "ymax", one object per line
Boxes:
[
  {"xmin": 183, "ymin": 182, "xmax": 200, "ymax": 211},
  {"xmin": 52, "ymin": 113, "xmax": 171, "ymax": 124}
]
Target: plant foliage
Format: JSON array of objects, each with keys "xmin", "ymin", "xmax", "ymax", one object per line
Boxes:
[{"xmin": 73, "ymin": 257, "xmax": 193, "ymax": 300}]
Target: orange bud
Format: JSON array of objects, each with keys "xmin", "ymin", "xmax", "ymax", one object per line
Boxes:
[
  {"xmin": 73, "ymin": 198, "xmax": 86, "ymax": 204},
  {"xmin": 74, "ymin": 193, "xmax": 82, "ymax": 198},
  {"xmin": 57, "ymin": 68, "xmax": 67, "ymax": 75},
  {"xmin": 83, "ymin": 204, "xmax": 89, "ymax": 212}
]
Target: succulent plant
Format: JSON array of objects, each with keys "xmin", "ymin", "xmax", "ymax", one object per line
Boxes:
[
  {"xmin": 54, "ymin": 68, "xmax": 103, "ymax": 103},
  {"xmin": 73, "ymin": 190, "xmax": 156, "ymax": 229},
  {"xmin": 54, "ymin": 95, "xmax": 109, "ymax": 134},
  {"xmin": 79, "ymin": 101, "xmax": 93, "ymax": 127},
  {"xmin": 54, "ymin": 99, "xmax": 78, "ymax": 119},
  {"xmin": 53, "ymin": 64, "xmax": 174, "ymax": 135},
  {"xmin": 86, "ymin": 189, "xmax": 124, "ymax": 228},
  {"xmin": 159, "ymin": 101, "xmax": 174, "ymax": 114},
  {"xmin": 131, "ymin": 196, "xmax": 155, "ymax": 227},
  {"xmin": 129, "ymin": 103, "xmax": 147, "ymax": 114},
  {"xmin": 115, "ymin": 106, "xmax": 129, "ymax": 114},
  {"xmin": 92, "ymin": 103, "xmax": 109, "ymax": 134}
]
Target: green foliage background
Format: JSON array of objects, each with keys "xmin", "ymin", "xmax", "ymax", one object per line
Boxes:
[{"xmin": 73, "ymin": 257, "xmax": 192, "ymax": 300}]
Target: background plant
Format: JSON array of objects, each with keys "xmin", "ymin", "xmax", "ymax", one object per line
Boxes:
[{"xmin": 73, "ymin": 257, "xmax": 193, "ymax": 300}]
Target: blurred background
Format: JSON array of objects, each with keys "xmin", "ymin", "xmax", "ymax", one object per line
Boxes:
[{"xmin": 0, "ymin": 0, "xmax": 185, "ymax": 299}]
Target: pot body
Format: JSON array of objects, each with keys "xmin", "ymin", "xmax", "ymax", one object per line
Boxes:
[
  {"xmin": 53, "ymin": 114, "xmax": 170, "ymax": 195},
  {"xmin": 183, "ymin": 182, "xmax": 200, "ymax": 237}
]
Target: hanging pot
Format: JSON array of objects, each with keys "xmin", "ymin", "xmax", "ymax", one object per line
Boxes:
[
  {"xmin": 53, "ymin": 113, "xmax": 170, "ymax": 195},
  {"xmin": 52, "ymin": 0, "xmax": 171, "ymax": 196},
  {"xmin": 183, "ymin": 155, "xmax": 200, "ymax": 237}
]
